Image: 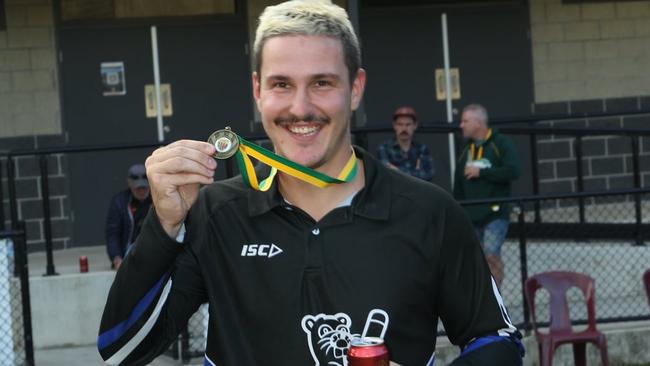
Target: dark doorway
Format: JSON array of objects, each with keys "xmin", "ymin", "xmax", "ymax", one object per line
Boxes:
[
  {"xmin": 360, "ymin": 2, "xmax": 533, "ymax": 192},
  {"xmin": 59, "ymin": 18, "xmax": 252, "ymax": 247}
]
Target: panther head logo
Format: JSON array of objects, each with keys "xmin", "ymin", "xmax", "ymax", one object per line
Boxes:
[{"xmin": 301, "ymin": 313, "xmax": 356, "ymax": 366}]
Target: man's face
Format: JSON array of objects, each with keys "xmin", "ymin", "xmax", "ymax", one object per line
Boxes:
[
  {"xmin": 252, "ymin": 35, "xmax": 365, "ymax": 170},
  {"xmin": 460, "ymin": 111, "xmax": 482, "ymax": 140},
  {"xmin": 393, "ymin": 116, "xmax": 417, "ymax": 143}
]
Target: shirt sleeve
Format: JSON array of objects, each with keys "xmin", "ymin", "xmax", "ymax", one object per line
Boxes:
[
  {"xmin": 410, "ymin": 144, "xmax": 434, "ymax": 181},
  {"xmin": 436, "ymin": 199, "xmax": 520, "ymax": 347},
  {"xmin": 98, "ymin": 208, "xmax": 207, "ymax": 365},
  {"xmin": 480, "ymin": 138, "xmax": 521, "ymax": 183},
  {"xmin": 105, "ymin": 195, "xmax": 124, "ymax": 261},
  {"xmin": 377, "ymin": 143, "xmax": 390, "ymax": 165}
]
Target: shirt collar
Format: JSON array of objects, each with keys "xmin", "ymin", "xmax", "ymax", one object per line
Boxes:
[{"xmin": 247, "ymin": 146, "xmax": 391, "ymax": 221}]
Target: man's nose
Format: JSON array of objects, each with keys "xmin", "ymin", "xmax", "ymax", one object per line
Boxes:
[{"xmin": 289, "ymin": 87, "xmax": 313, "ymax": 118}]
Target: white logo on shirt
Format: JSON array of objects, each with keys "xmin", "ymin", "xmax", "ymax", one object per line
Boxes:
[
  {"xmin": 240, "ymin": 243, "xmax": 283, "ymax": 258},
  {"xmin": 301, "ymin": 309, "xmax": 389, "ymax": 366}
]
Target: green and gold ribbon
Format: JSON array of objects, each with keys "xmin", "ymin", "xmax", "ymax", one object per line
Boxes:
[{"xmin": 234, "ymin": 135, "xmax": 358, "ymax": 191}]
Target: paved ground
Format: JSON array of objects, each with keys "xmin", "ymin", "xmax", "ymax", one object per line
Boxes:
[{"xmin": 34, "ymin": 345, "xmax": 197, "ymax": 366}]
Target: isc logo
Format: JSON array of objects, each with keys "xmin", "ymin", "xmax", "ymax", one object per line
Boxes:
[{"xmin": 241, "ymin": 243, "xmax": 283, "ymax": 258}]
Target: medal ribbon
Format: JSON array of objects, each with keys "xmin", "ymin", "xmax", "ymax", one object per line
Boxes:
[
  {"xmin": 234, "ymin": 135, "xmax": 358, "ymax": 191},
  {"xmin": 469, "ymin": 128, "xmax": 492, "ymax": 161}
]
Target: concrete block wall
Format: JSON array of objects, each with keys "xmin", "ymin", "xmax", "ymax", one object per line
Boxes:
[
  {"xmin": 0, "ymin": 0, "xmax": 61, "ymax": 138},
  {"xmin": 530, "ymin": 0, "xmax": 650, "ymax": 103},
  {"xmin": 1, "ymin": 135, "xmax": 71, "ymax": 251},
  {"xmin": 533, "ymin": 97, "xmax": 650, "ymax": 196}
]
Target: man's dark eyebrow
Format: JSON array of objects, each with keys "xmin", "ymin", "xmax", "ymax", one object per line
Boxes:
[
  {"xmin": 312, "ymin": 73, "xmax": 341, "ymax": 80},
  {"xmin": 265, "ymin": 74, "xmax": 290, "ymax": 82}
]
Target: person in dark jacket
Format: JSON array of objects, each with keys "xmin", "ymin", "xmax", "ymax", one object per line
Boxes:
[
  {"xmin": 454, "ymin": 104, "xmax": 521, "ymax": 287},
  {"xmin": 98, "ymin": 2, "xmax": 524, "ymax": 365},
  {"xmin": 105, "ymin": 163, "xmax": 152, "ymax": 270}
]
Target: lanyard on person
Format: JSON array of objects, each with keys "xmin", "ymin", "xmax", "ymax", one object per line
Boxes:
[
  {"xmin": 207, "ymin": 127, "xmax": 358, "ymax": 191},
  {"xmin": 469, "ymin": 128, "xmax": 492, "ymax": 161}
]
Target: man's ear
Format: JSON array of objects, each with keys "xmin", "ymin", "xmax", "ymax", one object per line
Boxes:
[
  {"xmin": 252, "ymin": 72, "xmax": 261, "ymax": 111},
  {"xmin": 351, "ymin": 68, "xmax": 366, "ymax": 111}
]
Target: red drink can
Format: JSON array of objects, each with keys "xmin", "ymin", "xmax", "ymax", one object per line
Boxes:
[
  {"xmin": 79, "ymin": 255, "xmax": 88, "ymax": 273},
  {"xmin": 347, "ymin": 337, "xmax": 389, "ymax": 366}
]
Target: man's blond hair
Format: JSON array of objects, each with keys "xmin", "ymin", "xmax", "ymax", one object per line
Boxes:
[{"xmin": 254, "ymin": 0, "xmax": 361, "ymax": 83}]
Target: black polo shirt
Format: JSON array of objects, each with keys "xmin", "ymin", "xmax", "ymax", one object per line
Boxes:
[{"xmin": 98, "ymin": 147, "xmax": 518, "ymax": 366}]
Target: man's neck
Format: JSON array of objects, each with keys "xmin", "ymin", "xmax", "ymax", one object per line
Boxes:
[
  {"xmin": 278, "ymin": 158, "xmax": 365, "ymax": 222},
  {"xmin": 397, "ymin": 138, "xmax": 412, "ymax": 152},
  {"xmin": 474, "ymin": 127, "xmax": 490, "ymax": 142}
]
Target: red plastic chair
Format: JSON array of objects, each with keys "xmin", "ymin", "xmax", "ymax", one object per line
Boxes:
[
  {"xmin": 525, "ymin": 271, "xmax": 609, "ymax": 366},
  {"xmin": 643, "ymin": 269, "xmax": 650, "ymax": 305}
]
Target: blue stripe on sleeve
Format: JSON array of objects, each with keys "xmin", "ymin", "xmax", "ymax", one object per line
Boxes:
[
  {"xmin": 460, "ymin": 335, "xmax": 507, "ymax": 357},
  {"xmin": 97, "ymin": 272, "xmax": 169, "ymax": 350}
]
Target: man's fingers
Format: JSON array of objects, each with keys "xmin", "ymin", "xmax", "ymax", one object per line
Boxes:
[
  {"xmin": 148, "ymin": 155, "xmax": 216, "ymax": 180},
  {"xmin": 158, "ymin": 139, "xmax": 215, "ymax": 156},
  {"xmin": 163, "ymin": 173, "xmax": 214, "ymax": 187},
  {"xmin": 150, "ymin": 145, "xmax": 216, "ymax": 171}
]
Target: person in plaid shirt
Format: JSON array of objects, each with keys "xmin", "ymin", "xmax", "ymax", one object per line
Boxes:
[{"xmin": 377, "ymin": 106, "xmax": 435, "ymax": 181}]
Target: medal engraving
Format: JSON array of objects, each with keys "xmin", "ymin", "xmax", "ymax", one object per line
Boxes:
[{"xmin": 208, "ymin": 127, "xmax": 239, "ymax": 159}]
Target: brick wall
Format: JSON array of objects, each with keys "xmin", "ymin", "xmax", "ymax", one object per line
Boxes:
[
  {"xmin": 530, "ymin": 0, "xmax": 650, "ymax": 103},
  {"xmin": 1, "ymin": 135, "xmax": 71, "ymax": 251},
  {"xmin": 533, "ymin": 97, "xmax": 650, "ymax": 195},
  {"xmin": 0, "ymin": 0, "xmax": 61, "ymax": 137}
]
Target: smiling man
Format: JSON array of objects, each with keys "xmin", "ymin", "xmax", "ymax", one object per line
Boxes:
[{"xmin": 97, "ymin": 1, "xmax": 523, "ymax": 365}]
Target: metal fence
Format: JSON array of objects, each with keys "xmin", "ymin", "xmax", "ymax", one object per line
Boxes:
[
  {"xmin": 2, "ymin": 111, "xmax": 650, "ymax": 364},
  {"xmin": 483, "ymin": 190, "xmax": 650, "ymax": 332},
  {"xmin": 0, "ymin": 223, "xmax": 34, "ymax": 366}
]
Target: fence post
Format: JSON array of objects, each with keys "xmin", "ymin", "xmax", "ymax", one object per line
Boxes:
[
  {"xmin": 631, "ymin": 135, "xmax": 643, "ymax": 246},
  {"xmin": 7, "ymin": 158, "xmax": 18, "ymax": 231},
  {"xmin": 516, "ymin": 201, "xmax": 530, "ymax": 331},
  {"xmin": 15, "ymin": 221, "xmax": 34, "ymax": 366},
  {"xmin": 0, "ymin": 159, "xmax": 5, "ymax": 230},
  {"xmin": 39, "ymin": 155, "xmax": 58, "ymax": 276},
  {"xmin": 530, "ymin": 133, "xmax": 541, "ymax": 223},
  {"xmin": 574, "ymin": 136, "xmax": 585, "ymax": 224}
]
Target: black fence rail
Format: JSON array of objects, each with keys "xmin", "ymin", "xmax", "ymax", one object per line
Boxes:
[
  {"xmin": 462, "ymin": 189, "xmax": 650, "ymax": 332},
  {"xmin": 1, "ymin": 110, "xmax": 650, "ymax": 363},
  {"xmin": 0, "ymin": 223, "xmax": 34, "ymax": 366}
]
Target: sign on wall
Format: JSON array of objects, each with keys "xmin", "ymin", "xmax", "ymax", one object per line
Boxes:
[{"xmin": 100, "ymin": 62, "xmax": 126, "ymax": 96}]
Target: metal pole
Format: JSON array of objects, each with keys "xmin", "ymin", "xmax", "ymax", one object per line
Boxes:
[
  {"xmin": 632, "ymin": 136, "xmax": 643, "ymax": 245},
  {"xmin": 347, "ymin": 0, "xmax": 366, "ymax": 128},
  {"xmin": 7, "ymin": 158, "xmax": 18, "ymax": 230},
  {"xmin": 575, "ymin": 136, "xmax": 585, "ymax": 224},
  {"xmin": 16, "ymin": 221, "xmax": 35, "ymax": 365},
  {"xmin": 151, "ymin": 26, "xmax": 165, "ymax": 142},
  {"xmin": 530, "ymin": 133, "xmax": 541, "ymax": 223},
  {"xmin": 0, "ymin": 159, "xmax": 5, "ymax": 230},
  {"xmin": 516, "ymin": 202, "xmax": 530, "ymax": 330},
  {"xmin": 39, "ymin": 156, "xmax": 58, "ymax": 276},
  {"xmin": 441, "ymin": 13, "xmax": 456, "ymax": 187}
]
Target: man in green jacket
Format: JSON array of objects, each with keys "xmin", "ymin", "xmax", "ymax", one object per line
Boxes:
[{"xmin": 453, "ymin": 104, "xmax": 521, "ymax": 287}]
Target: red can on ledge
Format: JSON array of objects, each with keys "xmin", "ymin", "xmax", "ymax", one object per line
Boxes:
[
  {"xmin": 79, "ymin": 255, "xmax": 88, "ymax": 273},
  {"xmin": 347, "ymin": 337, "xmax": 389, "ymax": 366}
]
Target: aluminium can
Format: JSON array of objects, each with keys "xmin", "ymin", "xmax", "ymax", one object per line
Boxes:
[{"xmin": 347, "ymin": 337, "xmax": 389, "ymax": 366}]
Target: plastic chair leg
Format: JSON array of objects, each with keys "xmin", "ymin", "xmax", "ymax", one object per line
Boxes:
[
  {"xmin": 572, "ymin": 342, "xmax": 586, "ymax": 366},
  {"xmin": 539, "ymin": 341, "xmax": 553, "ymax": 366}
]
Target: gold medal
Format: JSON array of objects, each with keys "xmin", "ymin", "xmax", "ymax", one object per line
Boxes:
[{"xmin": 208, "ymin": 127, "xmax": 239, "ymax": 159}]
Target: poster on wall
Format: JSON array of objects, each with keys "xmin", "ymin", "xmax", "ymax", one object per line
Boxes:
[{"xmin": 100, "ymin": 62, "xmax": 126, "ymax": 96}]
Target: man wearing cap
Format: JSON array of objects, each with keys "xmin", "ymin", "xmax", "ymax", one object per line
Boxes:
[
  {"xmin": 377, "ymin": 106, "xmax": 435, "ymax": 181},
  {"xmin": 105, "ymin": 164, "xmax": 152, "ymax": 270}
]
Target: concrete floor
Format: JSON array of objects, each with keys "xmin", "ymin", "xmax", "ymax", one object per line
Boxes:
[{"xmin": 34, "ymin": 345, "xmax": 189, "ymax": 366}]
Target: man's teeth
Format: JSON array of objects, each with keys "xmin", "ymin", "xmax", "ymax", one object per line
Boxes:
[{"xmin": 288, "ymin": 125, "xmax": 319, "ymax": 135}]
